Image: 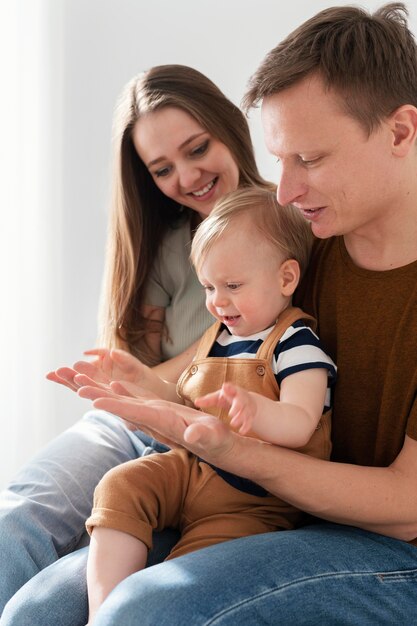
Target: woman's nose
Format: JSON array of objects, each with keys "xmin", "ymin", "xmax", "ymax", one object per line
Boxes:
[{"xmin": 177, "ymin": 163, "xmax": 200, "ymax": 191}]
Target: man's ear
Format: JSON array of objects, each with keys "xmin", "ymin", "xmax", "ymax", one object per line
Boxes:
[
  {"xmin": 389, "ymin": 105, "xmax": 417, "ymax": 157},
  {"xmin": 279, "ymin": 259, "xmax": 300, "ymax": 296}
]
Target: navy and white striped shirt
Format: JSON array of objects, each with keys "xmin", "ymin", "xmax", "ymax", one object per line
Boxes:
[{"xmin": 209, "ymin": 320, "xmax": 337, "ymax": 412}]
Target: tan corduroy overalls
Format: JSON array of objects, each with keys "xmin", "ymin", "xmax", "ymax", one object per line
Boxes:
[{"xmin": 86, "ymin": 307, "xmax": 332, "ymax": 560}]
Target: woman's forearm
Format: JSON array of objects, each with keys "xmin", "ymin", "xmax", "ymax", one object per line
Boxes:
[{"xmin": 153, "ymin": 339, "xmax": 198, "ymax": 383}]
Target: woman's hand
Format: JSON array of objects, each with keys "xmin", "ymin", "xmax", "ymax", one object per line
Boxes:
[{"xmin": 46, "ymin": 348, "xmax": 170, "ymax": 399}]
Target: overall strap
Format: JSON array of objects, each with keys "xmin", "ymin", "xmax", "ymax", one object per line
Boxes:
[
  {"xmin": 193, "ymin": 321, "xmax": 222, "ymax": 360},
  {"xmin": 256, "ymin": 307, "xmax": 316, "ymax": 362}
]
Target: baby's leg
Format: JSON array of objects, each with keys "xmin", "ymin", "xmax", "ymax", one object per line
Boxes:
[
  {"xmin": 86, "ymin": 527, "xmax": 147, "ymax": 625},
  {"xmin": 85, "ymin": 449, "xmax": 192, "ymax": 623}
]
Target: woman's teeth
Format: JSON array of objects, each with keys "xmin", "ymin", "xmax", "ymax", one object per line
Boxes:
[{"xmin": 191, "ymin": 179, "xmax": 215, "ymax": 197}]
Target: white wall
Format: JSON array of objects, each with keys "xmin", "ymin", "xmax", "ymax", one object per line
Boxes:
[{"xmin": 1, "ymin": 0, "xmax": 416, "ymax": 488}]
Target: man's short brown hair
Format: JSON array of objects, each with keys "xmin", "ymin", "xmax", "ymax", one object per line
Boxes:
[{"xmin": 243, "ymin": 3, "xmax": 417, "ymax": 135}]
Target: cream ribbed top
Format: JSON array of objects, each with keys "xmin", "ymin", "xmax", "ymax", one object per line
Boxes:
[{"xmin": 144, "ymin": 220, "xmax": 214, "ymax": 360}]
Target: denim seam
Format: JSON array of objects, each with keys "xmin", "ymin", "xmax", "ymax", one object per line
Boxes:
[
  {"xmin": 374, "ymin": 568, "xmax": 417, "ymax": 583},
  {"xmin": 205, "ymin": 568, "xmax": 417, "ymax": 625}
]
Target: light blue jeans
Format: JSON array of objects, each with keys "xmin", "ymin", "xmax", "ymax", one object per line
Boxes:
[
  {"xmin": 2, "ymin": 410, "xmax": 417, "ymax": 624},
  {"xmin": 2, "ymin": 522, "xmax": 417, "ymax": 625},
  {"xmin": 0, "ymin": 410, "xmax": 171, "ymax": 615}
]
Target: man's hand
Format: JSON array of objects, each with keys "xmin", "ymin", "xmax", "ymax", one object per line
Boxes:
[{"xmin": 82, "ymin": 388, "xmax": 237, "ymax": 463}]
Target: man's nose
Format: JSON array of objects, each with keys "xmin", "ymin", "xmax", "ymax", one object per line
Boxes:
[{"xmin": 276, "ymin": 164, "xmax": 307, "ymax": 206}]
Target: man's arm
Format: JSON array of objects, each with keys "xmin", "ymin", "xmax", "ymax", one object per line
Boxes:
[
  {"xmin": 85, "ymin": 392, "xmax": 417, "ymax": 543},
  {"xmin": 234, "ymin": 432, "xmax": 417, "ymax": 542}
]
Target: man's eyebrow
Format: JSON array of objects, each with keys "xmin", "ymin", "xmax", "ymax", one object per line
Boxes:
[{"xmin": 146, "ymin": 132, "xmax": 207, "ymax": 167}]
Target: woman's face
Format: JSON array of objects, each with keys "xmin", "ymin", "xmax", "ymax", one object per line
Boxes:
[{"xmin": 132, "ymin": 107, "xmax": 240, "ymax": 219}]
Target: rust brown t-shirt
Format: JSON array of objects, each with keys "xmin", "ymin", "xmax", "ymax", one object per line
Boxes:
[{"xmin": 294, "ymin": 237, "xmax": 417, "ymax": 468}]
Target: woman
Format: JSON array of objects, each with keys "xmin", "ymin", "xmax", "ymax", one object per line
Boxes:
[{"xmin": 0, "ymin": 64, "xmax": 270, "ymax": 617}]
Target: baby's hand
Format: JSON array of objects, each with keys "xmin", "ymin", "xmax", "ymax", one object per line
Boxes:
[{"xmin": 196, "ymin": 382, "xmax": 258, "ymax": 435}]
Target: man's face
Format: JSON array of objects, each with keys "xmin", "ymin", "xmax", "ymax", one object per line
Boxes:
[{"xmin": 261, "ymin": 74, "xmax": 399, "ymax": 242}]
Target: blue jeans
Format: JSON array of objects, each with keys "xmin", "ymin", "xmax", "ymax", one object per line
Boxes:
[
  {"xmin": 0, "ymin": 410, "xmax": 169, "ymax": 615},
  {"xmin": 2, "ymin": 523, "xmax": 417, "ymax": 625}
]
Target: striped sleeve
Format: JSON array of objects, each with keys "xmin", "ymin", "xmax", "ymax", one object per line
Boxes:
[
  {"xmin": 272, "ymin": 321, "xmax": 337, "ymax": 413},
  {"xmin": 273, "ymin": 322, "xmax": 337, "ymax": 407}
]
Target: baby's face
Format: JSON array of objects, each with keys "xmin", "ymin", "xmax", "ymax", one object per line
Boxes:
[{"xmin": 198, "ymin": 223, "xmax": 291, "ymax": 337}]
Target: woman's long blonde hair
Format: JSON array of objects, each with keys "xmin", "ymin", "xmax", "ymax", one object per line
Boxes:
[{"xmin": 99, "ymin": 64, "xmax": 271, "ymax": 365}]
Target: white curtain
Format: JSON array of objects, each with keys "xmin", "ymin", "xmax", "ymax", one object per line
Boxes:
[{"xmin": 0, "ymin": 0, "xmax": 71, "ymax": 488}]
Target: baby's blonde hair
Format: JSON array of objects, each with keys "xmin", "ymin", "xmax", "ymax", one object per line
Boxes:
[{"xmin": 191, "ymin": 187, "xmax": 313, "ymax": 277}]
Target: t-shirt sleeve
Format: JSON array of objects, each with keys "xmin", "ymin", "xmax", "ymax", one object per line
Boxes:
[
  {"xmin": 273, "ymin": 322, "xmax": 337, "ymax": 386},
  {"xmin": 273, "ymin": 322, "xmax": 337, "ymax": 412}
]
